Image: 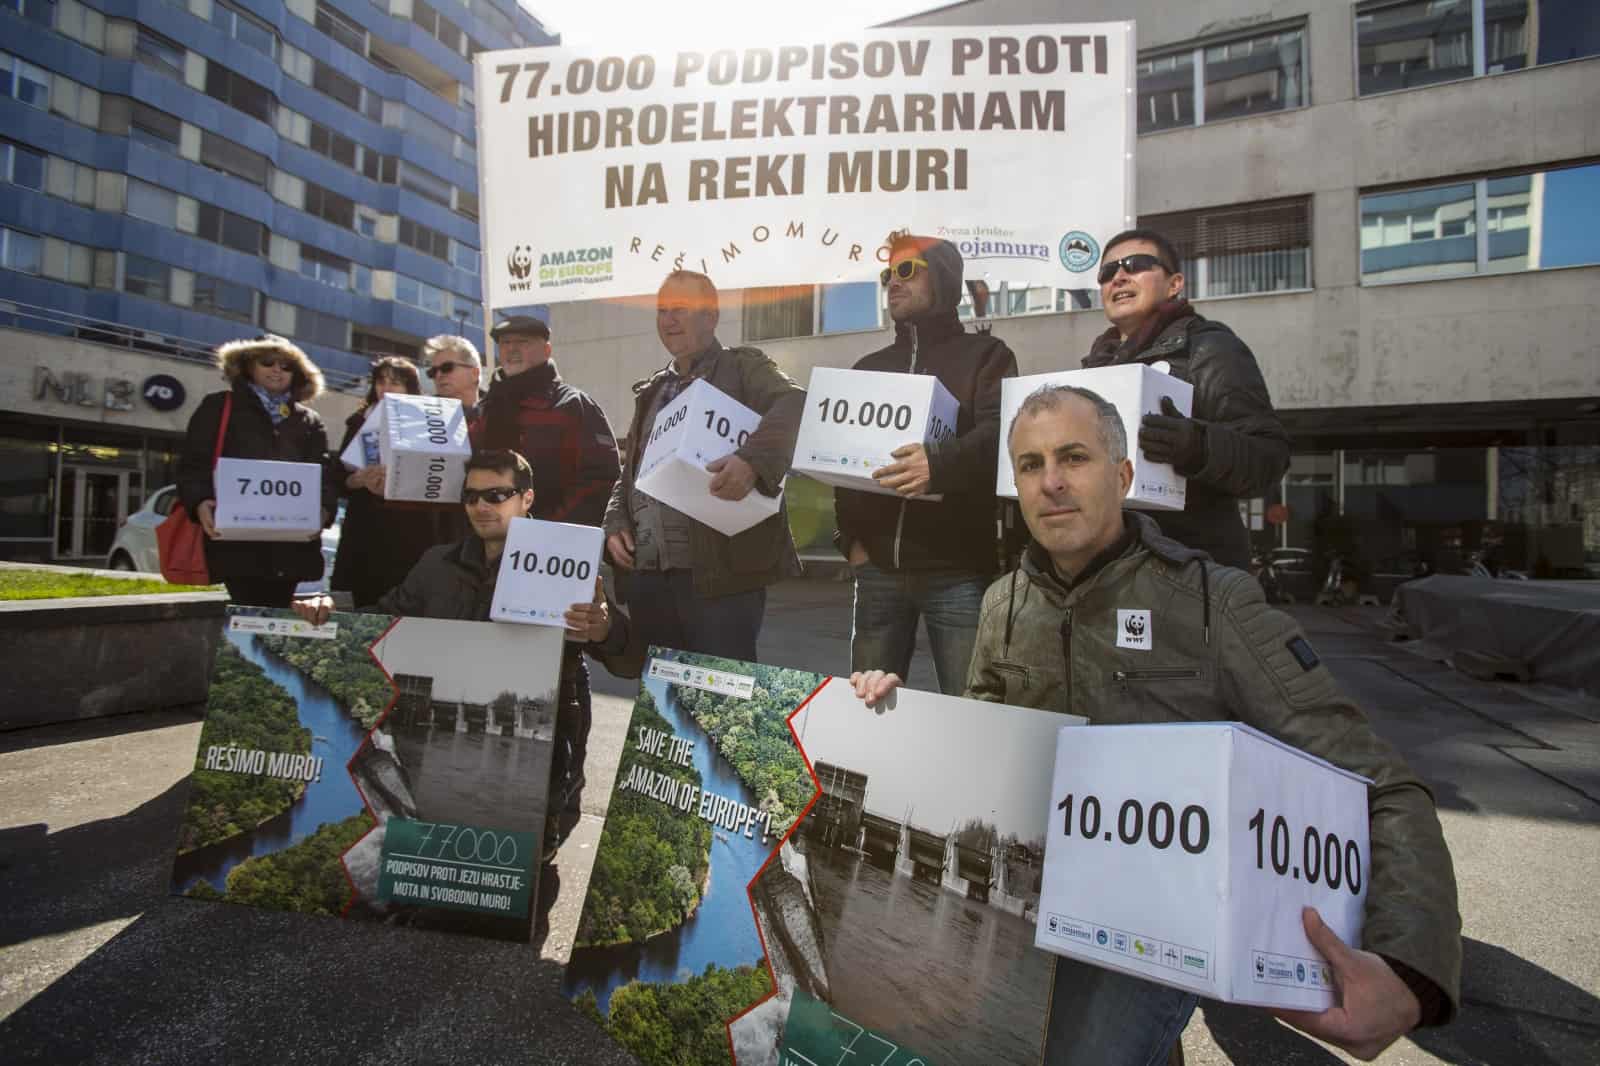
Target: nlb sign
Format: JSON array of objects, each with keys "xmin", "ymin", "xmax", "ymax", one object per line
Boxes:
[
  {"xmin": 213, "ymin": 458, "xmax": 321, "ymax": 541},
  {"xmin": 998, "ymin": 365, "xmax": 1193, "ymax": 510},
  {"xmin": 792, "ymin": 368, "xmax": 959, "ymax": 499},
  {"xmin": 634, "ymin": 378, "xmax": 779, "ymax": 536},
  {"xmin": 489, "ymin": 518, "xmax": 605, "ymax": 627},
  {"xmin": 1035, "ymin": 723, "xmax": 1369, "ymax": 1010}
]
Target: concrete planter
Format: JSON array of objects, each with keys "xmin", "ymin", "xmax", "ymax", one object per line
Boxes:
[{"xmin": 0, "ymin": 592, "xmax": 227, "ymax": 731}]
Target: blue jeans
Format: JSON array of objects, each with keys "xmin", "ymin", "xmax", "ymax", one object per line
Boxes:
[
  {"xmin": 625, "ymin": 569, "xmax": 767, "ymax": 662},
  {"xmin": 1043, "ymin": 957, "xmax": 1198, "ymax": 1066},
  {"xmin": 850, "ymin": 563, "xmax": 986, "ymax": 695}
]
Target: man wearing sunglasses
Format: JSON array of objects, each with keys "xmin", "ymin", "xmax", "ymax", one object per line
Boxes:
[
  {"xmin": 832, "ymin": 230, "xmax": 1017, "ymax": 695},
  {"xmin": 293, "ymin": 449, "xmax": 639, "ymax": 936},
  {"xmin": 422, "ymin": 334, "xmax": 485, "ymax": 416},
  {"xmin": 1084, "ymin": 229, "xmax": 1289, "ymax": 570}
]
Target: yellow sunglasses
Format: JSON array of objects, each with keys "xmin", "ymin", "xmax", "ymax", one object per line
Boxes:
[{"xmin": 880, "ymin": 258, "xmax": 929, "ymax": 286}]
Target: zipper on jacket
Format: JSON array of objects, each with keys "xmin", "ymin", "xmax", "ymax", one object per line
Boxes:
[
  {"xmin": 1059, "ymin": 608, "xmax": 1073, "ymax": 708},
  {"xmin": 891, "ymin": 323, "xmax": 921, "ymax": 569},
  {"xmin": 1113, "ymin": 668, "xmax": 1201, "ymax": 685}
]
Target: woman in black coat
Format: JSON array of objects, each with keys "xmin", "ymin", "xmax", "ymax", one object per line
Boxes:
[
  {"xmin": 329, "ymin": 356, "xmax": 441, "ymax": 607},
  {"xmin": 177, "ymin": 334, "xmax": 337, "ymax": 607}
]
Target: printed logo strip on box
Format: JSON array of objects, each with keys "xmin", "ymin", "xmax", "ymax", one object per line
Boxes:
[
  {"xmin": 228, "ymin": 616, "xmax": 340, "ymax": 640},
  {"xmin": 1251, "ymin": 949, "xmax": 1335, "ymax": 989},
  {"xmin": 1042, "ymin": 911, "xmax": 1212, "ymax": 981},
  {"xmin": 646, "ymin": 659, "xmax": 756, "ymax": 700}
]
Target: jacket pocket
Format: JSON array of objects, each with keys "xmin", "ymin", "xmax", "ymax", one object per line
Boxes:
[
  {"xmin": 993, "ymin": 661, "xmax": 1032, "ymax": 704},
  {"xmin": 1111, "ymin": 668, "xmax": 1207, "ymax": 723},
  {"xmin": 1112, "ymin": 669, "xmax": 1202, "ymax": 684}
]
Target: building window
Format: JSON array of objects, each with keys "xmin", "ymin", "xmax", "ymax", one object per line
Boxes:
[
  {"xmin": 136, "ymin": 27, "xmax": 186, "ymax": 80},
  {"xmin": 1, "ymin": 52, "xmax": 51, "ymax": 110},
  {"xmin": 397, "ymin": 161, "xmax": 453, "ymax": 206},
  {"xmin": 314, "ymin": 1, "xmax": 366, "ymax": 54},
  {"xmin": 200, "ymin": 131, "xmax": 270, "ymax": 186},
  {"xmin": 304, "ymin": 181, "xmax": 356, "ymax": 230},
  {"xmin": 352, "ymin": 329, "xmax": 420, "ymax": 361},
  {"xmin": 296, "ymin": 306, "xmax": 347, "ymax": 348},
  {"xmin": 1361, "ymin": 162, "xmax": 1600, "ymax": 282},
  {"xmin": 211, "ymin": 0, "xmax": 276, "ymax": 58},
  {"xmin": 398, "ymin": 218, "xmax": 450, "ymax": 261},
  {"xmin": 312, "ymin": 59, "xmax": 363, "ymax": 112},
  {"xmin": 455, "ymin": 189, "xmax": 479, "ymax": 222},
  {"xmin": 412, "ymin": 0, "xmax": 464, "ymax": 53},
  {"xmin": 0, "ymin": 225, "xmax": 42, "ymax": 274},
  {"xmin": 355, "ymin": 209, "xmax": 378, "ymax": 237},
  {"xmin": 1, "ymin": 141, "xmax": 44, "ymax": 190},
  {"xmin": 741, "ymin": 282, "xmax": 881, "ymax": 342},
  {"xmin": 129, "ymin": 102, "xmax": 181, "ymax": 151},
  {"xmin": 300, "ymin": 244, "xmax": 353, "ymax": 289},
  {"xmin": 1141, "ymin": 197, "xmax": 1312, "ymax": 298},
  {"xmin": 451, "ymin": 242, "xmax": 479, "ymax": 275},
  {"xmin": 197, "ymin": 202, "xmax": 267, "ymax": 255},
  {"xmin": 204, "ymin": 66, "xmax": 274, "ymax": 124},
  {"xmin": 193, "ymin": 274, "xmax": 256, "ymax": 321},
  {"xmin": 123, "ymin": 253, "xmax": 170, "ymax": 300},
  {"xmin": 3, "ymin": 0, "xmax": 54, "ymax": 25},
  {"xmin": 1138, "ymin": 26, "xmax": 1304, "ymax": 134},
  {"xmin": 1356, "ymin": 0, "xmax": 1600, "ymax": 96},
  {"xmin": 395, "ymin": 274, "xmax": 448, "ymax": 315},
  {"xmin": 397, "ymin": 106, "xmax": 457, "ymax": 157},
  {"xmin": 127, "ymin": 179, "xmax": 178, "ymax": 227},
  {"xmin": 309, "ymin": 121, "xmax": 358, "ymax": 169}
]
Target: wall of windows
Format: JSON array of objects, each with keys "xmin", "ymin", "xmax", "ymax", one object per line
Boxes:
[
  {"xmin": 1361, "ymin": 162, "xmax": 1600, "ymax": 282},
  {"xmin": 1356, "ymin": 0, "xmax": 1600, "ymax": 96},
  {"xmin": 1138, "ymin": 26, "xmax": 1305, "ymax": 134},
  {"xmin": 742, "ymin": 283, "xmax": 881, "ymax": 343},
  {"xmin": 1144, "ymin": 197, "xmax": 1312, "ymax": 298},
  {"xmin": 1, "ymin": 50, "xmax": 51, "ymax": 109}
]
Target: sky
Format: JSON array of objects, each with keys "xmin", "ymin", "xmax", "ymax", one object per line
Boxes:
[
  {"xmin": 517, "ymin": 0, "xmax": 952, "ymax": 48},
  {"xmin": 793, "ymin": 679, "xmax": 1073, "ymax": 840},
  {"xmin": 370, "ymin": 617, "xmax": 564, "ymax": 704}
]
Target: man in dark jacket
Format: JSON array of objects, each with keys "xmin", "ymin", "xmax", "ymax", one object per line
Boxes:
[
  {"xmin": 852, "ymin": 385, "xmax": 1460, "ymax": 1066},
  {"xmin": 478, "ymin": 316, "xmax": 620, "ymax": 527},
  {"xmin": 1085, "ymin": 228, "xmax": 1289, "ymax": 568},
  {"xmin": 294, "ymin": 450, "xmax": 639, "ymax": 934},
  {"xmin": 604, "ymin": 270, "xmax": 804, "ymax": 662},
  {"xmin": 834, "ymin": 232, "xmax": 1017, "ymax": 693}
]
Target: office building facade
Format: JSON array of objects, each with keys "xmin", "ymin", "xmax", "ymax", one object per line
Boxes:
[{"xmin": 0, "ymin": 0, "xmax": 550, "ymax": 561}]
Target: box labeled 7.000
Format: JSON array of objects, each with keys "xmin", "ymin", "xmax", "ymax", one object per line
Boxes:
[{"xmin": 1034, "ymin": 723, "xmax": 1370, "ymax": 1010}]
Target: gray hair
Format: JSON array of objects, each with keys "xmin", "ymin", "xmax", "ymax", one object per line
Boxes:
[
  {"xmin": 423, "ymin": 333, "xmax": 481, "ymax": 367},
  {"xmin": 1007, "ymin": 384, "xmax": 1128, "ymax": 463}
]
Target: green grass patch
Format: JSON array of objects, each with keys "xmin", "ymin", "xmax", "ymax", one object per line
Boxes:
[{"xmin": 0, "ymin": 569, "xmax": 218, "ymax": 600}]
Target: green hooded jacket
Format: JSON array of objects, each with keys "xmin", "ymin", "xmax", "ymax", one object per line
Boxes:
[{"xmin": 968, "ymin": 511, "xmax": 1462, "ymax": 1022}]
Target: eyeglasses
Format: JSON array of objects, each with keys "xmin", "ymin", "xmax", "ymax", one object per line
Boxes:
[
  {"xmin": 879, "ymin": 258, "xmax": 930, "ymax": 287},
  {"xmin": 253, "ymin": 355, "xmax": 290, "ymax": 370},
  {"xmin": 425, "ymin": 361, "xmax": 469, "ymax": 379},
  {"xmin": 461, "ymin": 486, "xmax": 520, "ymax": 506},
  {"xmin": 1097, "ymin": 253, "xmax": 1172, "ymax": 285}
]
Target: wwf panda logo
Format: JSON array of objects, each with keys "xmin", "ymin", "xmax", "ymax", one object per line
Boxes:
[
  {"xmin": 507, "ymin": 245, "xmax": 534, "ymax": 280},
  {"xmin": 1125, "ymin": 614, "xmax": 1146, "ymax": 638}
]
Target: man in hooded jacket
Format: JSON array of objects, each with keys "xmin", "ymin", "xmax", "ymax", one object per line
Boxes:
[{"xmin": 833, "ymin": 231, "xmax": 1018, "ymax": 694}]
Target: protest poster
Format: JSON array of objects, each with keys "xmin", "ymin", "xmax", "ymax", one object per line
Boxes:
[
  {"xmin": 170, "ymin": 607, "xmax": 565, "ymax": 942},
  {"xmin": 564, "ymin": 650, "xmax": 1081, "ymax": 1065},
  {"xmin": 474, "ymin": 24, "xmax": 1135, "ymax": 305}
]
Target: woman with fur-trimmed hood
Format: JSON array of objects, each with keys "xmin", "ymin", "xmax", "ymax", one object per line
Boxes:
[{"xmin": 176, "ymin": 334, "xmax": 339, "ymax": 606}]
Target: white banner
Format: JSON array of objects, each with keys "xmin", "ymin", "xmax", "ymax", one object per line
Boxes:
[{"xmin": 474, "ymin": 23, "xmax": 1135, "ymax": 305}]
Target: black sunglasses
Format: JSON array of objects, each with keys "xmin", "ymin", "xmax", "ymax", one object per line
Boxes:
[
  {"xmin": 1097, "ymin": 253, "xmax": 1173, "ymax": 285},
  {"xmin": 879, "ymin": 257, "xmax": 929, "ymax": 287},
  {"xmin": 253, "ymin": 354, "xmax": 290, "ymax": 369},
  {"xmin": 461, "ymin": 486, "xmax": 520, "ymax": 505},
  {"xmin": 426, "ymin": 361, "xmax": 469, "ymax": 379}
]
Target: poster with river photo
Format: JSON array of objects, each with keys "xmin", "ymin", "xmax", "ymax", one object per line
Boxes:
[{"xmin": 169, "ymin": 606, "xmax": 565, "ymax": 942}]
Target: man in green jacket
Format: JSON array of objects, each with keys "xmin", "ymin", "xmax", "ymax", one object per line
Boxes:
[
  {"xmin": 604, "ymin": 269, "xmax": 804, "ymax": 662},
  {"xmin": 851, "ymin": 384, "xmax": 1461, "ymax": 1065}
]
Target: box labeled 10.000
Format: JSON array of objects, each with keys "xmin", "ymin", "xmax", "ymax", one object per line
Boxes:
[
  {"xmin": 634, "ymin": 378, "xmax": 779, "ymax": 537},
  {"xmin": 379, "ymin": 393, "xmax": 471, "ymax": 503},
  {"xmin": 489, "ymin": 517, "xmax": 604, "ymax": 627},
  {"xmin": 1035, "ymin": 722, "xmax": 1370, "ymax": 1010},
  {"xmin": 213, "ymin": 458, "xmax": 322, "ymax": 541},
  {"xmin": 792, "ymin": 368, "xmax": 959, "ymax": 499},
  {"xmin": 998, "ymin": 365, "xmax": 1193, "ymax": 510}
]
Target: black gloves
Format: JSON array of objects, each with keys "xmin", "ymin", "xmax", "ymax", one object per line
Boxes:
[{"xmin": 1139, "ymin": 397, "xmax": 1208, "ymax": 476}]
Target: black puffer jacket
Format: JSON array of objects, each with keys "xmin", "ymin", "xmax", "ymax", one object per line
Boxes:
[
  {"xmin": 1084, "ymin": 306, "xmax": 1289, "ymax": 569},
  {"xmin": 833, "ymin": 238, "xmax": 1017, "ymax": 574},
  {"xmin": 176, "ymin": 381, "xmax": 336, "ymax": 584}
]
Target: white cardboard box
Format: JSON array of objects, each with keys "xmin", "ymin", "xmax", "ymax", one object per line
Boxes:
[
  {"xmin": 998, "ymin": 365, "xmax": 1194, "ymax": 510},
  {"xmin": 379, "ymin": 393, "xmax": 472, "ymax": 503},
  {"xmin": 213, "ymin": 458, "xmax": 322, "ymax": 541},
  {"xmin": 1034, "ymin": 722, "xmax": 1370, "ymax": 1010},
  {"xmin": 792, "ymin": 367, "xmax": 959, "ymax": 499},
  {"xmin": 634, "ymin": 378, "xmax": 780, "ymax": 537},
  {"xmin": 489, "ymin": 517, "xmax": 604, "ymax": 627},
  {"xmin": 338, "ymin": 404, "xmax": 384, "ymax": 471}
]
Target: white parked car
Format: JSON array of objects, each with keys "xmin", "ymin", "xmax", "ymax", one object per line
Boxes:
[{"xmin": 108, "ymin": 485, "xmax": 340, "ymax": 595}]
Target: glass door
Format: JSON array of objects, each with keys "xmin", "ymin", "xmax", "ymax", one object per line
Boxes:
[{"xmin": 57, "ymin": 465, "xmax": 138, "ymax": 559}]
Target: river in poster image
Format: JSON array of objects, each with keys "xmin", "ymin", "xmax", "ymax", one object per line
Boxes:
[
  {"xmin": 171, "ymin": 628, "xmax": 367, "ymax": 894},
  {"xmin": 801, "ymin": 845, "xmax": 1053, "ymax": 1064},
  {"xmin": 564, "ymin": 675, "xmax": 768, "ymax": 1014}
]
